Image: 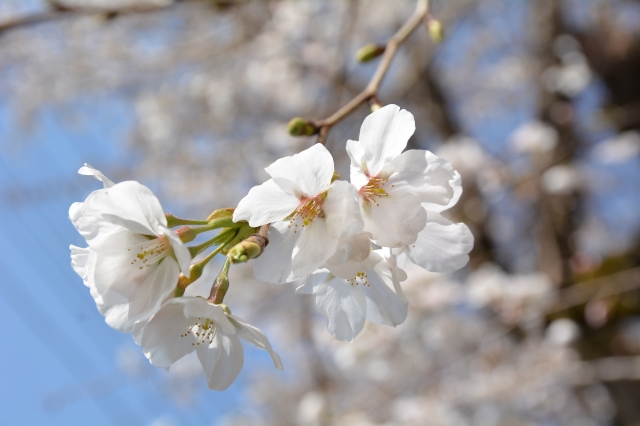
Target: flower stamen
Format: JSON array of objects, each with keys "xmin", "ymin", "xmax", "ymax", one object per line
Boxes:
[
  {"xmin": 182, "ymin": 317, "xmax": 216, "ymax": 346},
  {"xmin": 287, "ymin": 196, "xmax": 325, "ymax": 232},
  {"xmin": 360, "ymin": 177, "xmax": 390, "ymax": 207},
  {"xmin": 346, "ymin": 271, "xmax": 370, "ymax": 287},
  {"xmin": 129, "ymin": 236, "xmax": 170, "ymax": 269}
]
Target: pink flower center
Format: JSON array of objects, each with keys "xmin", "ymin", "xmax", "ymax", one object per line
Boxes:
[{"xmin": 287, "ymin": 196, "xmax": 325, "ymax": 233}]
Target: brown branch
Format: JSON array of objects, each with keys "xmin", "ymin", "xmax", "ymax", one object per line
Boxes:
[
  {"xmin": 0, "ymin": 0, "xmax": 229, "ymax": 35},
  {"xmin": 313, "ymin": 0, "xmax": 431, "ymax": 144}
]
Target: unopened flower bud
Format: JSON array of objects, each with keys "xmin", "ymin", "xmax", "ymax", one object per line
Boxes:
[
  {"xmin": 427, "ymin": 18, "xmax": 444, "ymax": 44},
  {"xmin": 174, "ymin": 262, "xmax": 205, "ymax": 297},
  {"xmin": 369, "ymin": 96, "xmax": 383, "ymax": 112},
  {"xmin": 206, "ymin": 208, "xmax": 234, "ymax": 222},
  {"xmin": 331, "ymin": 171, "xmax": 340, "ymax": 182},
  {"xmin": 227, "ymin": 234, "xmax": 268, "ymax": 264},
  {"xmin": 209, "ymin": 261, "xmax": 231, "ymax": 304},
  {"xmin": 355, "ymin": 43, "xmax": 385, "ymax": 63},
  {"xmin": 287, "ymin": 118, "xmax": 318, "ymax": 137},
  {"xmin": 174, "ymin": 226, "xmax": 197, "ymax": 243}
]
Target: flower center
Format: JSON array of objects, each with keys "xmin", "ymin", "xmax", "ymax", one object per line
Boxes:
[
  {"xmin": 181, "ymin": 317, "xmax": 215, "ymax": 346},
  {"xmin": 287, "ymin": 196, "xmax": 325, "ymax": 233},
  {"xmin": 346, "ymin": 271, "xmax": 370, "ymax": 287},
  {"xmin": 359, "ymin": 177, "xmax": 393, "ymax": 206},
  {"xmin": 128, "ymin": 236, "xmax": 170, "ymax": 270}
]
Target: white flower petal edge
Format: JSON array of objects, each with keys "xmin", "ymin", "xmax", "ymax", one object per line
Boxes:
[
  {"xmin": 70, "ymin": 164, "xmax": 191, "ymax": 335},
  {"xmin": 141, "ymin": 298, "xmax": 283, "ymax": 391},
  {"xmin": 404, "ymin": 212, "xmax": 474, "ymax": 273},
  {"xmin": 234, "ymin": 144, "xmax": 364, "ymax": 284},
  {"xmin": 347, "ymin": 104, "xmax": 462, "ymax": 247},
  {"xmin": 296, "ymin": 249, "xmax": 408, "ymax": 342}
]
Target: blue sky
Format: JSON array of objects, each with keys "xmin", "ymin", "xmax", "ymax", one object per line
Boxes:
[{"xmin": 0, "ymin": 101, "xmax": 252, "ymax": 425}]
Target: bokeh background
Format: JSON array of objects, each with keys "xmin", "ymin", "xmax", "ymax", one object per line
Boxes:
[{"xmin": 1, "ymin": 0, "xmax": 640, "ymax": 425}]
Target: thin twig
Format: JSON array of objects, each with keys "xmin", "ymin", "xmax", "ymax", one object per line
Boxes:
[
  {"xmin": 314, "ymin": 0, "xmax": 431, "ymax": 144},
  {"xmin": 0, "ymin": 0, "xmax": 236, "ymax": 35}
]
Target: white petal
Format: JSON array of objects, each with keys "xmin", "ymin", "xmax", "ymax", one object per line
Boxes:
[
  {"xmin": 362, "ymin": 268, "xmax": 407, "ymax": 326},
  {"xmin": 254, "ymin": 221, "xmax": 299, "ymax": 284},
  {"xmin": 406, "ymin": 212, "xmax": 474, "ymax": 273},
  {"xmin": 327, "ymin": 250, "xmax": 381, "ymax": 280},
  {"xmin": 359, "ymin": 189, "xmax": 423, "ymax": 248},
  {"xmin": 141, "ymin": 299, "xmax": 197, "ymax": 368},
  {"xmin": 384, "ymin": 150, "xmax": 460, "ymax": 211},
  {"xmin": 104, "ymin": 304, "xmax": 132, "ymax": 332},
  {"xmin": 197, "ymin": 328, "xmax": 244, "ymax": 391},
  {"xmin": 229, "ymin": 314, "xmax": 284, "ymax": 370},
  {"xmin": 233, "ymin": 179, "xmax": 300, "ymax": 227},
  {"xmin": 358, "ymin": 105, "xmax": 415, "ymax": 177},
  {"xmin": 323, "ymin": 181, "xmax": 364, "ymax": 239},
  {"xmin": 325, "ymin": 233, "xmax": 372, "ymax": 266},
  {"xmin": 292, "ymin": 218, "xmax": 338, "ymax": 278},
  {"xmin": 88, "ymin": 181, "xmax": 167, "ymax": 236},
  {"xmin": 346, "ymin": 140, "xmax": 369, "ymax": 190},
  {"xmin": 70, "ymin": 195, "xmax": 122, "ymax": 248},
  {"xmin": 427, "ymin": 170, "xmax": 462, "ymax": 213},
  {"xmin": 159, "ymin": 223, "xmax": 192, "ymax": 276},
  {"xmin": 70, "ymin": 245, "xmax": 89, "ymax": 280},
  {"xmin": 78, "ymin": 163, "xmax": 115, "ymax": 188},
  {"xmin": 374, "ymin": 248, "xmax": 408, "ymax": 303},
  {"xmin": 92, "ymin": 229, "xmax": 154, "ymax": 298},
  {"xmin": 125, "ymin": 257, "xmax": 180, "ymax": 321},
  {"xmin": 295, "ymin": 269, "xmax": 330, "ymax": 294},
  {"xmin": 400, "ymin": 206, "xmax": 427, "ymax": 246},
  {"xmin": 315, "ymin": 275, "xmax": 367, "ymax": 342},
  {"xmin": 264, "ymin": 143, "xmax": 334, "ymax": 197}
]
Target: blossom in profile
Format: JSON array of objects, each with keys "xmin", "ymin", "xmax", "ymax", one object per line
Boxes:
[
  {"xmin": 347, "ymin": 104, "xmax": 461, "ymax": 248},
  {"xmin": 141, "ymin": 297, "xmax": 283, "ymax": 390},
  {"xmin": 233, "ymin": 143, "xmax": 364, "ymax": 284},
  {"xmin": 69, "ymin": 164, "xmax": 191, "ymax": 336},
  {"xmin": 297, "ymin": 237, "xmax": 408, "ymax": 342}
]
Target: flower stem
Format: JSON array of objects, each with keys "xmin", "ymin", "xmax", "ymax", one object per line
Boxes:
[
  {"xmin": 198, "ymin": 232, "xmax": 238, "ymax": 266},
  {"xmin": 175, "ymin": 233, "xmax": 237, "ymax": 297},
  {"xmin": 188, "ymin": 228, "xmax": 237, "ymax": 258},
  {"xmin": 165, "ymin": 213, "xmax": 210, "ymax": 227}
]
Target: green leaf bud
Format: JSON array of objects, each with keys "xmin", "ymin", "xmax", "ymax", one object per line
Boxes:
[
  {"xmin": 428, "ymin": 19, "xmax": 444, "ymax": 44},
  {"xmin": 355, "ymin": 43, "xmax": 385, "ymax": 63},
  {"xmin": 287, "ymin": 117, "xmax": 318, "ymax": 137}
]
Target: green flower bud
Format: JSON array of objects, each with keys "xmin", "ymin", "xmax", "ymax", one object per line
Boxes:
[
  {"xmin": 206, "ymin": 208, "xmax": 234, "ymax": 222},
  {"xmin": 287, "ymin": 117, "xmax": 318, "ymax": 137},
  {"xmin": 355, "ymin": 43, "xmax": 385, "ymax": 63},
  {"xmin": 175, "ymin": 226, "xmax": 197, "ymax": 243},
  {"xmin": 227, "ymin": 240, "xmax": 262, "ymax": 264},
  {"xmin": 428, "ymin": 19, "xmax": 444, "ymax": 44},
  {"xmin": 331, "ymin": 171, "xmax": 340, "ymax": 182}
]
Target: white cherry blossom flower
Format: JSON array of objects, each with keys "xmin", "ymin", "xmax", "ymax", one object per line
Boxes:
[
  {"xmin": 296, "ymin": 242, "xmax": 408, "ymax": 342},
  {"xmin": 141, "ymin": 297, "xmax": 283, "ymax": 391},
  {"xmin": 69, "ymin": 164, "xmax": 191, "ymax": 336},
  {"xmin": 347, "ymin": 104, "xmax": 462, "ymax": 247},
  {"xmin": 233, "ymin": 143, "xmax": 364, "ymax": 283}
]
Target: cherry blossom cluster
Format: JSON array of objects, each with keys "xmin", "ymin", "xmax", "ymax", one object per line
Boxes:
[{"xmin": 69, "ymin": 104, "xmax": 473, "ymax": 390}]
